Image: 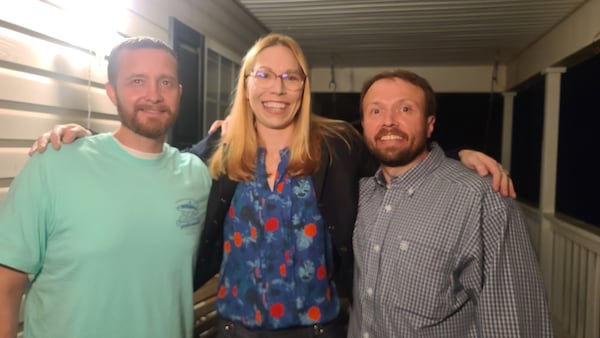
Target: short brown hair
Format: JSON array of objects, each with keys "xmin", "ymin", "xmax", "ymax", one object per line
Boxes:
[
  {"xmin": 107, "ymin": 37, "xmax": 177, "ymax": 86},
  {"xmin": 360, "ymin": 69, "xmax": 437, "ymax": 118}
]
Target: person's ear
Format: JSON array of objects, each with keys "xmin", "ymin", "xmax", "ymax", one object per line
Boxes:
[
  {"xmin": 105, "ymin": 82, "xmax": 118, "ymax": 106},
  {"xmin": 426, "ymin": 115, "xmax": 436, "ymax": 138}
]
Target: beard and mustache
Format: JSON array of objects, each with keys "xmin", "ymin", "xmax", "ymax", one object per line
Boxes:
[
  {"xmin": 116, "ymin": 97, "xmax": 178, "ymax": 140},
  {"xmin": 366, "ymin": 127, "xmax": 429, "ymax": 167}
]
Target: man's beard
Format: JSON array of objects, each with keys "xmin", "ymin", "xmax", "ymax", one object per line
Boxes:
[
  {"xmin": 116, "ymin": 98, "xmax": 178, "ymax": 139},
  {"xmin": 367, "ymin": 129, "xmax": 429, "ymax": 167}
]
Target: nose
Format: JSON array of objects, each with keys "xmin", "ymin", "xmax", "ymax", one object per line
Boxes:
[
  {"xmin": 145, "ymin": 81, "xmax": 164, "ymax": 102},
  {"xmin": 381, "ymin": 109, "xmax": 396, "ymax": 126},
  {"xmin": 271, "ymin": 75, "xmax": 285, "ymax": 94}
]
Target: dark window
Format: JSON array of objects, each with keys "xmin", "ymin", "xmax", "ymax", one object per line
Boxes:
[
  {"xmin": 511, "ymin": 76, "xmax": 545, "ymax": 207},
  {"xmin": 556, "ymin": 54, "xmax": 600, "ymax": 227},
  {"xmin": 434, "ymin": 93, "xmax": 503, "ymax": 161},
  {"xmin": 169, "ymin": 17, "xmax": 205, "ymax": 149},
  {"xmin": 312, "ymin": 93, "xmax": 361, "ymax": 123}
]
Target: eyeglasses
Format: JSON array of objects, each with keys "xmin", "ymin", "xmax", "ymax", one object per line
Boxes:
[{"xmin": 248, "ymin": 69, "xmax": 305, "ymax": 91}]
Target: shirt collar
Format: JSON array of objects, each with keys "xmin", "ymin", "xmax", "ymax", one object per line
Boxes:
[{"xmin": 373, "ymin": 142, "xmax": 445, "ymax": 195}]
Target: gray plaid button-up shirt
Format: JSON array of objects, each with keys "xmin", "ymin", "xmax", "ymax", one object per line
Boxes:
[{"xmin": 348, "ymin": 143, "xmax": 553, "ymax": 338}]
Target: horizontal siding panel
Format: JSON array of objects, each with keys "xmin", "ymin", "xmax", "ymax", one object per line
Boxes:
[
  {"xmin": 0, "ymin": 109, "xmax": 119, "ymax": 141},
  {"xmin": 0, "ymin": 148, "xmax": 29, "ymax": 179},
  {"xmin": 0, "ymin": 68, "xmax": 115, "ymax": 116},
  {"xmin": 91, "ymin": 120, "xmax": 122, "ymax": 133},
  {"xmin": 0, "ymin": 1, "xmax": 123, "ymax": 62},
  {"xmin": 119, "ymin": 10, "xmax": 168, "ymax": 42},
  {"xmin": 0, "ymin": 109, "xmax": 77, "ymax": 140},
  {"xmin": 0, "ymin": 25, "xmax": 106, "ymax": 84}
]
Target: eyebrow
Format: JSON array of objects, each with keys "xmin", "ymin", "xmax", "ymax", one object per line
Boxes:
[
  {"xmin": 124, "ymin": 73, "xmax": 177, "ymax": 80},
  {"xmin": 365, "ymin": 98, "xmax": 418, "ymax": 107},
  {"xmin": 254, "ymin": 66, "xmax": 302, "ymax": 74}
]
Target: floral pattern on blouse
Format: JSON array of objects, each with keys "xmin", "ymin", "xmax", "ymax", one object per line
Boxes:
[{"xmin": 216, "ymin": 148, "xmax": 339, "ymax": 329}]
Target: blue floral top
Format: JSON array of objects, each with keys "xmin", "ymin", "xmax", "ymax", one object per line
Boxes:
[{"xmin": 216, "ymin": 148, "xmax": 340, "ymax": 329}]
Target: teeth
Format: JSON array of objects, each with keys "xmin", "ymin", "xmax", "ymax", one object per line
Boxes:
[
  {"xmin": 142, "ymin": 108, "xmax": 164, "ymax": 113},
  {"xmin": 380, "ymin": 135, "xmax": 402, "ymax": 141},
  {"xmin": 264, "ymin": 102, "xmax": 286, "ymax": 109}
]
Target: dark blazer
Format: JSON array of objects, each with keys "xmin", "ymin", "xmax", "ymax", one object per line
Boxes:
[{"xmin": 188, "ymin": 125, "xmax": 375, "ymax": 301}]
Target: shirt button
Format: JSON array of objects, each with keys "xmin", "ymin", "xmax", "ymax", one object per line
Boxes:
[
  {"xmin": 373, "ymin": 245, "xmax": 381, "ymax": 253},
  {"xmin": 367, "ymin": 288, "xmax": 373, "ymax": 296},
  {"xmin": 399, "ymin": 240, "xmax": 409, "ymax": 251},
  {"xmin": 384, "ymin": 205, "xmax": 392, "ymax": 212}
]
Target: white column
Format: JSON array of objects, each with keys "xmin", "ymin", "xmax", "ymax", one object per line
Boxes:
[
  {"xmin": 501, "ymin": 92, "xmax": 516, "ymax": 170},
  {"xmin": 537, "ymin": 67, "xmax": 565, "ymax": 305},
  {"xmin": 539, "ymin": 67, "xmax": 566, "ymax": 214}
]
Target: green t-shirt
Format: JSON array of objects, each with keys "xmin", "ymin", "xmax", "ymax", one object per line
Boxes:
[{"xmin": 0, "ymin": 133, "xmax": 212, "ymax": 338}]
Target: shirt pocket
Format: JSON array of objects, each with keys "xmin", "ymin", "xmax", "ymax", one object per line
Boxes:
[{"xmin": 380, "ymin": 236, "xmax": 453, "ymax": 328}]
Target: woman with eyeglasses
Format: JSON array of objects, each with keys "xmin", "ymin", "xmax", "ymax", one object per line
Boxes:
[{"xmin": 188, "ymin": 33, "xmax": 514, "ymax": 338}]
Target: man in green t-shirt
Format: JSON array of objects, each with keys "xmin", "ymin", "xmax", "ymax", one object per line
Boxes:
[{"xmin": 0, "ymin": 37, "xmax": 212, "ymax": 338}]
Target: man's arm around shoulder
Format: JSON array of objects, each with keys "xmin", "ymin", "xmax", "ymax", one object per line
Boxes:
[
  {"xmin": 0, "ymin": 265, "xmax": 28, "ymax": 338},
  {"xmin": 185, "ymin": 128, "xmax": 222, "ymax": 163}
]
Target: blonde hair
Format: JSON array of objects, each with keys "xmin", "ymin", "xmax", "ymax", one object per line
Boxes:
[{"xmin": 209, "ymin": 33, "xmax": 355, "ymax": 181}]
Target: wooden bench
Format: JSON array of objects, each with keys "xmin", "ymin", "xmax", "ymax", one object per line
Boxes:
[{"xmin": 193, "ymin": 274, "xmax": 219, "ymax": 337}]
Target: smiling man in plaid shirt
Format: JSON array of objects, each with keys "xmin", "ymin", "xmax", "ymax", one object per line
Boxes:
[{"xmin": 348, "ymin": 69, "xmax": 553, "ymax": 338}]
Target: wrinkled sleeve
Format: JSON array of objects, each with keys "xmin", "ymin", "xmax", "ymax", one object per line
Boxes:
[{"xmin": 474, "ymin": 197, "xmax": 554, "ymax": 337}]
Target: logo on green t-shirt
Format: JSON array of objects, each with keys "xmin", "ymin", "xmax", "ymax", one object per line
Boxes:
[{"xmin": 176, "ymin": 199, "xmax": 201, "ymax": 228}]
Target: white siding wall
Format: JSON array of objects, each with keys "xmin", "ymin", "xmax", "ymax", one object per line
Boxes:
[
  {"xmin": 0, "ymin": 15, "xmax": 120, "ymax": 204},
  {"xmin": 0, "ymin": 0, "xmax": 264, "ymax": 205}
]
